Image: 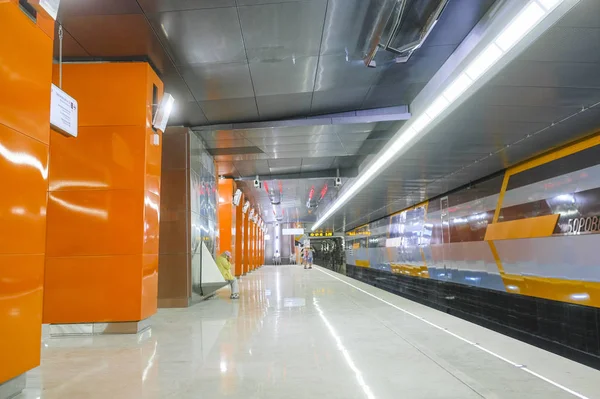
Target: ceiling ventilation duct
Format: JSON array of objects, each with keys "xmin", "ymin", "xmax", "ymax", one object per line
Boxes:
[{"xmin": 362, "ymin": 0, "xmax": 449, "ymax": 66}]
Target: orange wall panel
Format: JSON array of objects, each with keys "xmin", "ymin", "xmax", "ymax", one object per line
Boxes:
[
  {"xmin": 145, "ymin": 127, "xmax": 162, "ymax": 196},
  {"xmin": 218, "ymin": 179, "xmax": 234, "ymax": 256},
  {"xmin": 0, "ymin": 254, "xmax": 44, "ymax": 383},
  {"xmin": 143, "ymin": 190, "xmax": 160, "ymax": 255},
  {"xmin": 43, "ymin": 255, "xmax": 143, "ymax": 323},
  {"xmin": 53, "ymin": 63, "xmax": 148, "ymax": 127},
  {"xmin": 0, "ymin": 1, "xmax": 52, "ymax": 384},
  {"xmin": 49, "ymin": 126, "xmax": 146, "ymax": 191},
  {"xmin": 0, "ymin": 125, "xmax": 48, "ymax": 255},
  {"xmin": 243, "ymin": 213, "xmax": 249, "ymax": 274},
  {"xmin": 141, "ymin": 254, "xmax": 158, "ymax": 319},
  {"xmin": 46, "ymin": 190, "xmax": 144, "ymax": 257},
  {"xmin": 234, "ymin": 193, "xmax": 244, "ymax": 276},
  {"xmin": 44, "ymin": 62, "xmax": 163, "ymax": 323},
  {"xmin": 0, "ymin": 2, "xmax": 53, "ymax": 145}
]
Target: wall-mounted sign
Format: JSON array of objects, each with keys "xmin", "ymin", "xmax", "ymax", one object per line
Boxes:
[
  {"xmin": 242, "ymin": 201, "xmax": 250, "ymax": 214},
  {"xmin": 152, "ymin": 93, "xmax": 175, "ymax": 132},
  {"xmin": 282, "ymin": 228, "xmax": 304, "ymax": 235},
  {"xmin": 309, "ymin": 232, "xmax": 333, "ymax": 237},
  {"xmin": 50, "ymin": 84, "xmax": 78, "ymax": 138},
  {"xmin": 38, "ymin": 0, "xmax": 60, "ymax": 20},
  {"xmin": 233, "ymin": 189, "xmax": 242, "ymax": 206}
]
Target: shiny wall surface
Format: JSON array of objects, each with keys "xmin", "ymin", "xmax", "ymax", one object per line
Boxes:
[
  {"xmin": 345, "ymin": 132, "xmax": 600, "ymax": 367},
  {"xmin": 234, "ymin": 193, "xmax": 244, "ymax": 276},
  {"xmin": 243, "ymin": 211, "xmax": 250, "ymax": 274},
  {"xmin": 44, "ymin": 62, "xmax": 163, "ymax": 323},
  {"xmin": 190, "ymin": 132, "xmax": 217, "ymax": 295},
  {"xmin": 158, "ymin": 127, "xmax": 190, "ymax": 307},
  {"xmin": 217, "ymin": 178, "xmax": 236, "ymax": 263},
  {"xmin": 0, "ymin": 0, "xmax": 53, "ymax": 384}
]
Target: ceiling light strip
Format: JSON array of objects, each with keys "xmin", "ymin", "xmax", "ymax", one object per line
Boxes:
[{"xmin": 313, "ymin": 0, "xmax": 568, "ymax": 231}]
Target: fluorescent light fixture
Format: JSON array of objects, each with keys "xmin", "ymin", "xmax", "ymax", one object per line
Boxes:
[
  {"xmin": 411, "ymin": 114, "xmax": 431, "ymax": 133},
  {"xmin": 538, "ymin": 0, "xmax": 560, "ymax": 10},
  {"xmin": 496, "ymin": 2, "xmax": 545, "ymax": 51},
  {"xmin": 425, "ymin": 96, "xmax": 450, "ymax": 119},
  {"xmin": 465, "ymin": 43, "xmax": 503, "ymax": 80},
  {"xmin": 312, "ymin": 0, "xmax": 566, "ymax": 232},
  {"xmin": 443, "ymin": 73, "xmax": 472, "ymax": 102}
]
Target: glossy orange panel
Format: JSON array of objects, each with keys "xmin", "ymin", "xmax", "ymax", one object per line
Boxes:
[
  {"xmin": 46, "ymin": 190, "xmax": 144, "ymax": 256},
  {"xmin": 234, "ymin": 193, "xmax": 244, "ymax": 276},
  {"xmin": 218, "ymin": 179, "xmax": 234, "ymax": 256},
  {"xmin": 243, "ymin": 214, "xmax": 249, "ymax": 274},
  {"xmin": 0, "ymin": 125, "xmax": 48, "ymax": 255},
  {"xmin": 501, "ymin": 274, "xmax": 600, "ymax": 308},
  {"xmin": 49, "ymin": 126, "xmax": 146, "ymax": 191},
  {"xmin": 145, "ymin": 127, "xmax": 162, "ymax": 196},
  {"xmin": 140, "ymin": 254, "xmax": 158, "ymax": 319},
  {"xmin": 143, "ymin": 190, "xmax": 160, "ymax": 255},
  {"xmin": 43, "ymin": 255, "xmax": 143, "ymax": 323},
  {"xmin": 54, "ymin": 63, "xmax": 148, "ymax": 127},
  {"xmin": 0, "ymin": 254, "xmax": 44, "ymax": 383},
  {"xmin": 0, "ymin": 2, "xmax": 53, "ymax": 144},
  {"xmin": 484, "ymin": 214, "xmax": 559, "ymax": 241}
]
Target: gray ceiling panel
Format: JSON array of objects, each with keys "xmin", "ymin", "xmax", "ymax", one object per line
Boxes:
[
  {"xmin": 557, "ymin": 0, "xmax": 600, "ymax": 28},
  {"xmin": 197, "ymin": 130, "xmax": 246, "ymax": 141},
  {"xmin": 423, "ymin": 0, "xmax": 497, "ymax": 47},
  {"xmin": 204, "ymin": 139, "xmax": 255, "ymax": 149},
  {"xmin": 519, "ymin": 27, "xmax": 600, "ymax": 64},
  {"xmin": 249, "ymin": 57, "xmax": 318, "ymax": 96},
  {"xmin": 138, "ymin": 0, "xmax": 235, "ymax": 12},
  {"xmin": 260, "ymin": 142, "xmax": 345, "ymax": 153},
  {"xmin": 234, "ymin": 160, "xmax": 270, "ymax": 175},
  {"xmin": 362, "ymin": 83, "xmax": 426, "ymax": 109},
  {"xmin": 268, "ymin": 149, "xmax": 350, "ymax": 159},
  {"xmin": 314, "ymin": 55, "xmax": 380, "ymax": 91},
  {"xmin": 238, "ymin": 0, "xmax": 327, "ymax": 60},
  {"xmin": 319, "ymin": 0, "xmax": 371, "ymax": 56},
  {"xmin": 162, "ymin": 73, "xmax": 195, "ymax": 103},
  {"xmin": 268, "ymin": 158, "xmax": 303, "ymax": 173},
  {"xmin": 198, "ymin": 98, "xmax": 259, "ymax": 123},
  {"xmin": 181, "ymin": 62, "xmax": 255, "ymax": 101},
  {"xmin": 476, "ymin": 85, "xmax": 600, "ymax": 108},
  {"xmin": 249, "ymin": 134, "xmax": 341, "ymax": 146},
  {"xmin": 255, "ymin": 93, "xmax": 313, "ymax": 120},
  {"xmin": 493, "ymin": 60, "xmax": 600, "ymax": 89},
  {"xmin": 167, "ymin": 101, "xmax": 208, "ymax": 126},
  {"xmin": 310, "ymin": 87, "xmax": 371, "ymax": 115},
  {"xmin": 148, "ymin": 7, "xmax": 246, "ymax": 66}
]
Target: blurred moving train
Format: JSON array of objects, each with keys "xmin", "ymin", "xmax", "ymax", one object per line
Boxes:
[{"xmin": 345, "ymin": 134, "xmax": 600, "ymax": 367}]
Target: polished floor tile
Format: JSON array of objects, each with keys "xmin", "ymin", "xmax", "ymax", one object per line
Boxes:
[{"xmin": 19, "ymin": 266, "xmax": 600, "ymax": 398}]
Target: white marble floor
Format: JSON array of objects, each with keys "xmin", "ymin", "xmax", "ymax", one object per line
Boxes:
[{"xmin": 19, "ymin": 265, "xmax": 600, "ymax": 399}]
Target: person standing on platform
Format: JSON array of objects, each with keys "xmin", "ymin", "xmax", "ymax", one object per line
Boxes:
[
  {"xmin": 216, "ymin": 251, "xmax": 239, "ymax": 299},
  {"xmin": 304, "ymin": 247, "xmax": 313, "ymax": 269}
]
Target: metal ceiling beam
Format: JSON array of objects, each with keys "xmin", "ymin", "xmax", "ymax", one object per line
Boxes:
[
  {"xmin": 193, "ymin": 106, "xmax": 410, "ymax": 131},
  {"xmin": 233, "ymin": 168, "xmax": 357, "ymax": 181}
]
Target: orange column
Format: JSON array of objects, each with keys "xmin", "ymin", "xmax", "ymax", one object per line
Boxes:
[
  {"xmin": 260, "ymin": 230, "xmax": 264, "ymax": 266},
  {"xmin": 243, "ymin": 211, "xmax": 250, "ymax": 275},
  {"xmin": 234, "ymin": 193, "xmax": 244, "ymax": 277},
  {"xmin": 44, "ymin": 63, "xmax": 163, "ymax": 324},
  {"xmin": 248, "ymin": 218, "xmax": 255, "ymax": 271},
  {"xmin": 254, "ymin": 224, "xmax": 259, "ymax": 269},
  {"xmin": 0, "ymin": 1, "xmax": 54, "ymax": 384},
  {"xmin": 217, "ymin": 178, "xmax": 235, "ymax": 262}
]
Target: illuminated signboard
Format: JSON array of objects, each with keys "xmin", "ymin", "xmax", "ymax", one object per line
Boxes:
[{"xmin": 309, "ymin": 231, "xmax": 333, "ymax": 237}]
